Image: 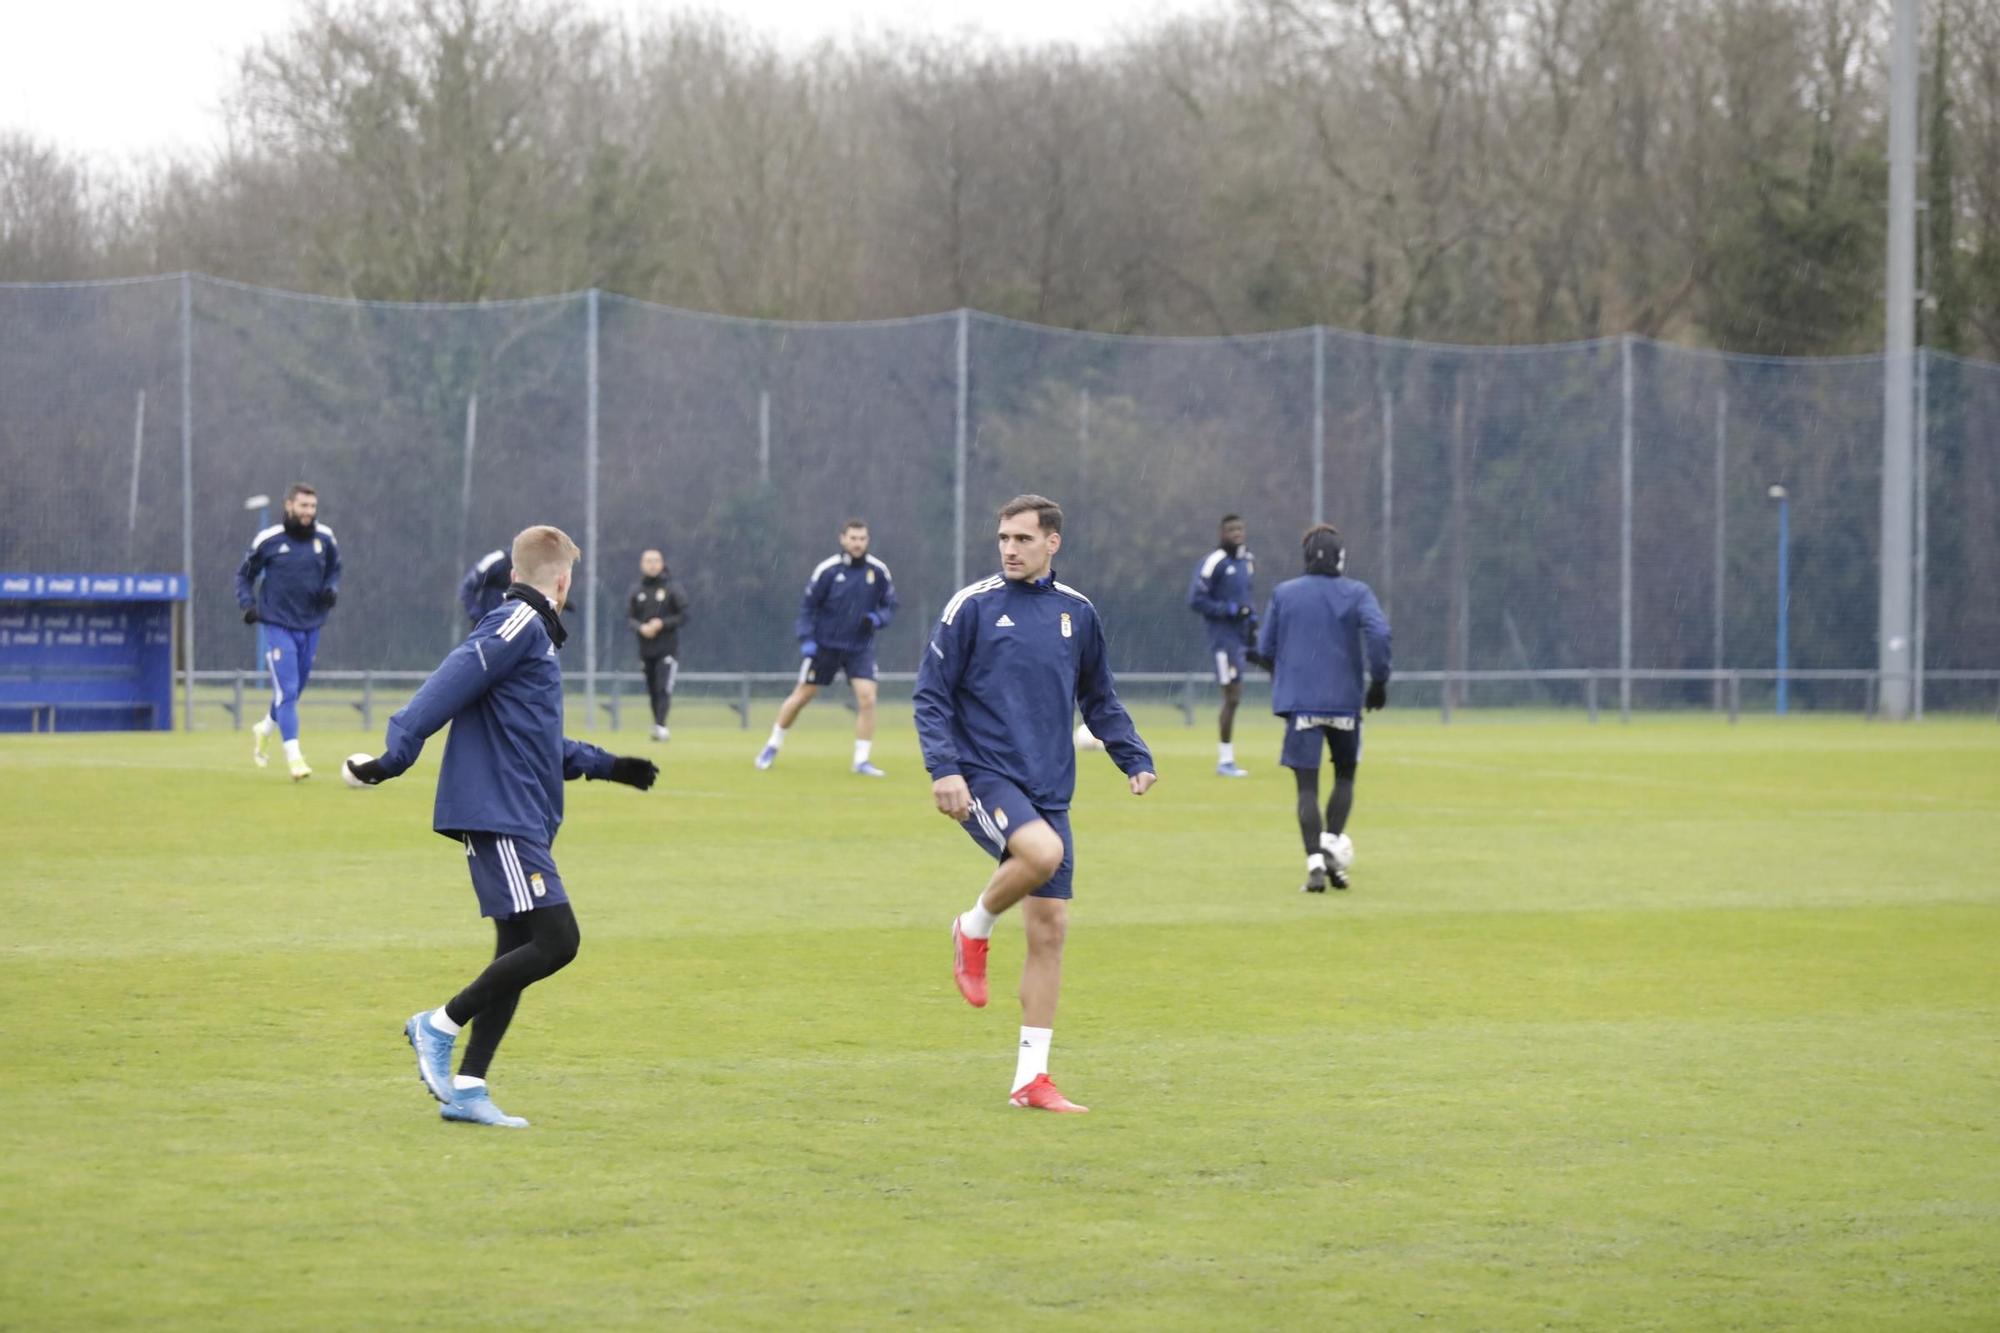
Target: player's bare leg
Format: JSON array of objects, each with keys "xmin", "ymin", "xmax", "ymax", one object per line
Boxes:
[
  {"xmin": 850, "ymin": 678, "xmax": 884, "ymax": 776},
  {"xmin": 1217, "ymin": 678, "xmax": 1249, "ymax": 776},
  {"xmin": 950, "ymin": 821, "xmax": 1062, "ymax": 1007},
  {"xmin": 757, "ymin": 681, "xmax": 818, "ymax": 768},
  {"xmin": 1010, "ymin": 896, "xmax": 1084, "ymax": 1111}
]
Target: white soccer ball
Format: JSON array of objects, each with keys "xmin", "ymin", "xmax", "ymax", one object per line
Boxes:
[
  {"xmin": 1326, "ymin": 833, "xmax": 1355, "ymax": 872},
  {"xmin": 1073, "ymin": 722, "xmax": 1105, "ymax": 751},
  {"xmin": 341, "ymin": 753, "xmax": 376, "ymax": 789}
]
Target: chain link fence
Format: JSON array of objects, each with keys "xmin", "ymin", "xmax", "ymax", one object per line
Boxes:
[{"xmin": 3, "ymin": 275, "xmax": 1995, "ymax": 721}]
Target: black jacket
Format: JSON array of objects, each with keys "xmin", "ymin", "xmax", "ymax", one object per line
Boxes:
[{"xmin": 627, "ymin": 575, "xmax": 689, "ymax": 660}]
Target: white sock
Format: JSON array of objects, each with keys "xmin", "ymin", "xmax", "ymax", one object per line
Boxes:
[
  {"xmin": 959, "ymin": 897, "xmax": 1000, "ymax": 940},
  {"xmin": 1307, "ymin": 852, "xmax": 1327, "ymax": 872},
  {"xmin": 283, "ymin": 739, "xmax": 303, "ymax": 762},
  {"xmin": 427, "ymin": 1009, "xmax": 460, "ymax": 1036},
  {"xmin": 253, "ymin": 716, "xmax": 275, "ymax": 737},
  {"xmin": 1219, "ymin": 741, "xmax": 1235, "ymax": 765},
  {"xmin": 451, "ymin": 1074, "xmax": 484, "ymax": 1090},
  {"xmin": 766, "ymin": 724, "xmax": 787, "ymax": 749},
  {"xmin": 1013, "ymin": 1026, "xmax": 1053, "ymax": 1092},
  {"xmin": 854, "ymin": 739, "xmax": 872, "ymax": 765}
]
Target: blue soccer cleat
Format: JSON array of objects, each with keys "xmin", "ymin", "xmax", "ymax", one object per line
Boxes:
[
  {"xmin": 1216, "ymin": 761, "xmax": 1251, "ymax": 778},
  {"xmin": 852, "ymin": 762, "xmax": 887, "ymax": 778},
  {"xmin": 404, "ymin": 1010, "xmax": 456, "ymax": 1104},
  {"xmin": 755, "ymin": 744, "xmax": 779, "ymax": 770},
  {"xmin": 440, "ymin": 1086, "xmax": 529, "ymax": 1129}
]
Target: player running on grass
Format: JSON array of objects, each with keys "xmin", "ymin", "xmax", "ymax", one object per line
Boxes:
[
  {"xmin": 235, "ymin": 482, "xmax": 340, "ymax": 780},
  {"xmin": 756, "ymin": 518, "xmax": 898, "ymax": 776},
  {"xmin": 1187, "ymin": 512, "xmax": 1257, "ymax": 778},
  {"xmin": 1252, "ymin": 523, "xmax": 1391, "ymax": 893},
  {"xmin": 915, "ymin": 494, "xmax": 1156, "ymax": 1113},
  {"xmin": 342, "ymin": 525, "xmax": 659, "ymax": 1129}
]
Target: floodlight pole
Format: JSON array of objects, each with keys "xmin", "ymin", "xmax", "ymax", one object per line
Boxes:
[
  {"xmin": 1311, "ymin": 325, "xmax": 1325, "ymax": 525},
  {"xmin": 1878, "ymin": 0, "xmax": 1919, "ymax": 720}
]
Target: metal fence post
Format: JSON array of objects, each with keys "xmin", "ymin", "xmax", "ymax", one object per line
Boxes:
[
  {"xmin": 1312, "ymin": 325, "xmax": 1325, "ymax": 525},
  {"xmin": 584, "ymin": 288, "xmax": 600, "ymax": 731},
  {"xmin": 180, "ymin": 272, "xmax": 196, "ymax": 732},
  {"xmin": 1586, "ymin": 672, "xmax": 1599, "ymax": 724},
  {"xmin": 231, "ymin": 671, "xmax": 243, "ymax": 730},
  {"xmin": 955, "ymin": 309, "xmax": 969, "ymax": 591},
  {"xmin": 1620, "ymin": 335, "xmax": 1634, "ymax": 721},
  {"xmin": 1714, "ymin": 383, "xmax": 1727, "ymax": 711},
  {"xmin": 739, "ymin": 676, "xmax": 752, "ymax": 729},
  {"xmin": 1440, "ymin": 675, "xmax": 1452, "ymax": 725},
  {"xmin": 1728, "ymin": 672, "xmax": 1741, "ymax": 725},
  {"xmin": 1914, "ymin": 347, "xmax": 1928, "ymax": 719},
  {"xmin": 1380, "ymin": 370, "xmax": 1395, "ymax": 617}
]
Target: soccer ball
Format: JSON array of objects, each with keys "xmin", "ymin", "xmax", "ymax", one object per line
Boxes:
[
  {"xmin": 1325, "ymin": 833, "xmax": 1355, "ymax": 872},
  {"xmin": 341, "ymin": 753, "xmax": 376, "ymax": 789},
  {"xmin": 1073, "ymin": 722, "xmax": 1105, "ymax": 751}
]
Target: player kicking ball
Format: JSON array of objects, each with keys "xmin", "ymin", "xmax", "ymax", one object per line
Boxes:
[
  {"xmin": 342, "ymin": 525, "xmax": 658, "ymax": 1128},
  {"xmin": 915, "ymin": 495, "xmax": 1156, "ymax": 1113},
  {"xmin": 1252, "ymin": 524, "xmax": 1391, "ymax": 892}
]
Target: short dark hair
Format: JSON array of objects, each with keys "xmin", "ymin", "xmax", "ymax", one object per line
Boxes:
[
  {"xmin": 998, "ymin": 494, "xmax": 1063, "ymax": 534},
  {"xmin": 1220, "ymin": 513, "xmax": 1242, "ymax": 526},
  {"xmin": 841, "ymin": 518, "xmax": 868, "ymax": 533},
  {"xmin": 1301, "ymin": 522, "xmax": 1342, "ymax": 548},
  {"xmin": 285, "ymin": 482, "xmax": 317, "ymax": 501}
]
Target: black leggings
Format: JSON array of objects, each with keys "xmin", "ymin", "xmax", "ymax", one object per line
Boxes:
[
  {"xmin": 1293, "ymin": 764, "xmax": 1357, "ymax": 854},
  {"xmin": 642, "ymin": 656, "xmax": 676, "ymax": 726},
  {"xmin": 444, "ymin": 903, "xmax": 580, "ymax": 1079}
]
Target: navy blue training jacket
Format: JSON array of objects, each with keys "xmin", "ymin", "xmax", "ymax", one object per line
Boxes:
[
  {"xmin": 374, "ymin": 589, "xmax": 615, "ymax": 845},
  {"xmin": 914, "ymin": 573, "xmax": 1153, "ymax": 811},
  {"xmin": 794, "ymin": 552, "xmax": 897, "ymax": 651},
  {"xmin": 235, "ymin": 522, "xmax": 341, "ymax": 631},
  {"xmin": 1256, "ymin": 573, "xmax": 1393, "ymax": 716},
  {"xmin": 1187, "ymin": 545, "xmax": 1257, "ymax": 649}
]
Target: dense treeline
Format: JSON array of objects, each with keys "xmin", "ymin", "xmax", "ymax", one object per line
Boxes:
[{"xmin": 4, "ymin": 0, "xmax": 1999, "ymax": 357}]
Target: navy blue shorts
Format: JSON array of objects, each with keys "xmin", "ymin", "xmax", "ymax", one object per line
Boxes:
[
  {"xmin": 1208, "ymin": 639, "xmax": 1246, "ymax": 685},
  {"xmin": 1279, "ymin": 712, "xmax": 1363, "ymax": 771},
  {"xmin": 802, "ymin": 645, "xmax": 876, "ymax": 687},
  {"xmin": 956, "ymin": 768, "xmax": 1074, "ymax": 900},
  {"xmin": 462, "ymin": 832, "xmax": 568, "ymax": 919}
]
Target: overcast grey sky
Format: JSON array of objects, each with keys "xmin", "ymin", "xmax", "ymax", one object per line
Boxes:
[{"xmin": 2, "ymin": 0, "xmax": 1214, "ymax": 165}]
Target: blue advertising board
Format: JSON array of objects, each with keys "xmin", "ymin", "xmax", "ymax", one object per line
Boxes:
[{"xmin": 0, "ymin": 574, "xmax": 186, "ymax": 732}]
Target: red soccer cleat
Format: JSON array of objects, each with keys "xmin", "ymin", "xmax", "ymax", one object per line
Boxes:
[
  {"xmin": 951, "ymin": 917, "xmax": 989, "ymax": 1008},
  {"xmin": 1009, "ymin": 1073, "xmax": 1088, "ymax": 1113}
]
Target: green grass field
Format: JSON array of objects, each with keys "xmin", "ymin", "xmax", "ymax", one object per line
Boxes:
[{"xmin": 2, "ymin": 708, "xmax": 1997, "ymax": 1329}]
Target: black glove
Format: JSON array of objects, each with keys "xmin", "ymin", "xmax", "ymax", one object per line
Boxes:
[
  {"xmin": 1366, "ymin": 679, "xmax": 1388, "ymax": 712},
  {"xmin": 1235, "ymin": 604, "xmax": 1254, "ymax": 620},
  {"xmin": 606, "ymin": 757, "xmax": 659, "ymax": 791},
  {"xmin": 1245, "ymin": 649, "xmax": 1273, "ymax": 672},
  {"xmin": 242, "ymin": 607, "xmax": 260, "ymax": 624},
  {"xmin": 317, "ymin": 588, "xmax": 338, "ymax": 611},
  {"xmin": 345, "ymin": 756, "xmax": 389, "ymax": 786}
]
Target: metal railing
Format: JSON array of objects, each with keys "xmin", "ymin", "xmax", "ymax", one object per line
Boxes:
[{"xmin": 179, "ymin": 667, "xmax": 2000, "ymax": 731}]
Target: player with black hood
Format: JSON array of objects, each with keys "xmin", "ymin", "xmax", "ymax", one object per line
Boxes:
[{"xmin": 1253, "ymin": 524, "xmax": 1392, "ymax": 893}]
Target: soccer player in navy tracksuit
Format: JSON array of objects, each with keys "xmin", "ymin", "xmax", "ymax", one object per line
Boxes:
[
  {"xmin": 756, "ymin": 518, "xmax": 899, "ymax": 776},
  {"xmin": 1254, "ymin": 524, "xmax": 1392, "ymax": 893},
  {"xmin": 916, "ymin": 495, "xmax": 1157, "ymax": 1113},
  {"xmin": 235, "ymin": 482, "xmax": 341, "ymax": 780},
  {"xmin": 459, "ymin": 547, "xmax": 513, "ymax": 624},
  {"xmin": 342, "ymin": 526, "xmax": 659, "ymax": 1128},
  {"xmin": 1187, "ymin": 512, "xmax": 1257, "ymax": 778}
]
